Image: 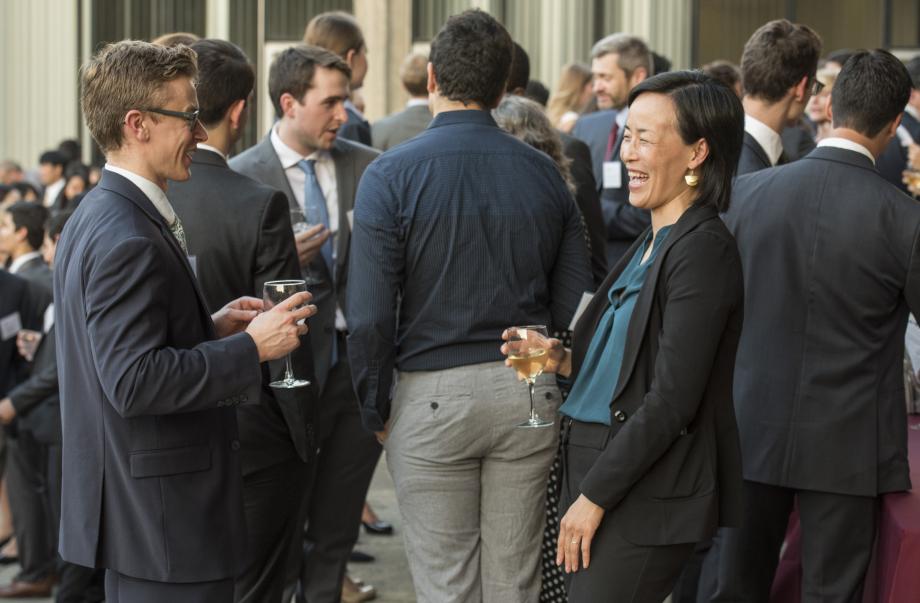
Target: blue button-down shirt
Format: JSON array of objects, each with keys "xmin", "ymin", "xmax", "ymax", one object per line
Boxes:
[{"xmin": 346, "ymin": 109, "xmax": 592, "ymax": 430}]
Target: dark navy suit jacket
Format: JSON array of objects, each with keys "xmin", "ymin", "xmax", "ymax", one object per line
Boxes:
[{"xmin": 54, "ymin": 170, "xmax": 262, "ymax": 582}]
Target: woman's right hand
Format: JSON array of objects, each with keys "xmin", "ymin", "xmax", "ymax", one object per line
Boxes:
[{"xmin": 500, "ymin": 329, "xmax": 572, "ymax": 378}]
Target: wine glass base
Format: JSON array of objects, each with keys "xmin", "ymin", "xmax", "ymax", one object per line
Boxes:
[
  {"xmin": 516, "ymin": 418, "xmax": 554, "ymax": 429},
  {"xmin": 270, "ymin": 378, "xmax": 311, "ymax": 389}
]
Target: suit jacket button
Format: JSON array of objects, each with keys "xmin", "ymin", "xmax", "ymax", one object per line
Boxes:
[
  {"xmin": 613, "ymin": 410, "xmax": 627, "ymax": 423},
  {"xmin": 230, "ymin": 440, "xmax": 241, "ymax": 451},
  {"xmin": 545, "ymin": 392, "xmax": 552, "ymax": 400}
]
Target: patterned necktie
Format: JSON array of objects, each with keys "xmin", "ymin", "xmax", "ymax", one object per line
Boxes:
[
  {"xmin": 169, "ymin": 214, "xmax": 188, "ymax": 255},
  {"xmin": 298, "ymin": 158, "xmax": 334, "ymax": 278}
]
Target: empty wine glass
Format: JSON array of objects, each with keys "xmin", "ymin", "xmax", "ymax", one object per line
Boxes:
[
  {"xmin": 507, "ymin": 325, "xmax": 554, "ymax": 429},
  {"xmin": 263, "ymin": 279, "xmax": 310, "ymax": 389}
]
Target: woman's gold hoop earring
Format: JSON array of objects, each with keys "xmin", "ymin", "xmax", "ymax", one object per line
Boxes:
[{"xmin": 685, "ymin": 169, "xmax": 699, "ymax": 187}]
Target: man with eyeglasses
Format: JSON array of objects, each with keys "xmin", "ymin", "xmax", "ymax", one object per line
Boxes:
[
  {"xmin": 735, "ymin": 19, "xmax": 822, "ymax": 175},
  {"xmin": 54, "ymin": 40, "xmax": 316, "ymax": 602}
]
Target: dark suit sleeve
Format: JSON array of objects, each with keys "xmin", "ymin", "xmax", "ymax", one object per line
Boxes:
[
  {"xmin": 254, "ymin": 191, "xmax": 301, "ymax": 294},
  {"xmin": 550, "ymin": 186, "xmax": 594, "ymax": 332},
  {"xmin": 339, "ymin": 119, "xmax": 373, "ymax": 147},
  {"xmin": 904, "ymin": 220, "xmax": 920, "ymax": 316},
  {"xmin": 8, "ymin": 330, "xmax": 57, "ymax": 416},
  {"xmin": 565, "ymin": 139, "xmax": 608, "ymax": 286},
  {"xmin": 601, "ymin": 194, "xmax": 652, "ymax": 242},
  {"xmin": 85, "ymin": 236, "xmax": 262, "ymax": 418},
  {"xmin": 579, "ymin": 232, "xmax": 742, "ymax": 509}
]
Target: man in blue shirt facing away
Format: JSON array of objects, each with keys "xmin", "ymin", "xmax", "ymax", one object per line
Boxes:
[{"xmin": 347, "ymin": 9, "xmax": 591, "ymax": 602}]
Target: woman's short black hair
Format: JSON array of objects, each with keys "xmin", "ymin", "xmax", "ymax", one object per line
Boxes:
[
  {"xmin": 628, "ymin": 70, "xmax": 744, "ymax": 213},
  {"xmin": 429, "ymin": 9, "xmax": 513, "ymax": 109}
]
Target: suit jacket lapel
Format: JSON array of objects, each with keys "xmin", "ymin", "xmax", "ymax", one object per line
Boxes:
[
  {"xmin": 254, "ymin": 135, "xmax": 298, "ymax": 210},
  {"xmin": 744, "ymin": 132, "xmax": 772, "ymax": 169},
  {"xmin": 99, "ymin": 172, "xmax": 214, "ymax": 332},
  {"xmin": 331, "ymin": 140, "xmax": 354, "ymax": 284},
  {"xmin": 610, "ymin": 204, "xmax": 717, "ymax": 402}
]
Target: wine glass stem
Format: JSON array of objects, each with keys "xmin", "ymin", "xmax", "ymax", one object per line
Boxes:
[
  {"xmin": 528, "ymin": 381, "xmax": 537, "ymax": 422},
  {"xmin": 284, "ymin": 354, "xmax": 295, "ymax": 383}
]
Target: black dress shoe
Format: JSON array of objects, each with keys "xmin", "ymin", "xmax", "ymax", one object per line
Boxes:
[
  {"xmin": 362, "ymin": 520, "xmax": 394, "ymax": 535},
  {"xmin": 349, "ymin": 549, "xmax": 375, "ymax": 563}
]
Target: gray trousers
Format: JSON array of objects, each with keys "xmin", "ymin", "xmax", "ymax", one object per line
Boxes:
[{"xmin": 385, "ymin": 361, "xmax": 561, "ymax": 603}]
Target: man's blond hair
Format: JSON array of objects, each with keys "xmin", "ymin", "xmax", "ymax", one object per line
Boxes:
[{"xmin": 81, "ymin": 40, "xmax": 197, "ymax": 153}]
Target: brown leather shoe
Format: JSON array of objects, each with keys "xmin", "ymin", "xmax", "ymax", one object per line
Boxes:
[
  {"xmin": 0, "ymin": 576, "xmax": 53, "ymax": 597},
  {"xmin": 341, "ymin": 573, "xmax": 376, "ymax": 603}
]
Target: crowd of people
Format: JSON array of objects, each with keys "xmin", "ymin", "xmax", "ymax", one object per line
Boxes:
[{"xmin": 1, "ymin": 7, "xmax": 920, "ymax": 603}]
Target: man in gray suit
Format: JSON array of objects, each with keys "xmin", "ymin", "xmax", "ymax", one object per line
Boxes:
[
  {"xmin": 55, "ymin": 40, "xmax": 314, "ymax": 602},
  {"xmin": 571, "ymin": 33, "xmax": 652, "ymax": 266},
  {"xmin": 371, "ymin": 52, "xmax": 431, "ymax": 151},
  {"xmin": 230, "ymin": 45, "xmax": 380, "ymax": 603},
  {"xmin": 703, "ymin": 50, "xmax": 919, "ymax": 602},
  {"xmin": 168, "ymin": 39, "xmax": 314, "ymax": 603}
]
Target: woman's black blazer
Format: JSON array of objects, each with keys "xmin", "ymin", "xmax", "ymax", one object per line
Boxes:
[{"xmin": 569, "ymin": 202, "xmax": 744, "ymax": 546}]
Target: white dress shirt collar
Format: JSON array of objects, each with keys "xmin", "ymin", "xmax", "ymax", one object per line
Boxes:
[
  {"xmin": 616, "ymin": 108, "xmax": 628, "ymax": 129},
  {"xmin": 905, "ymin": 104, "xmax": 920, "ymax": 123},
  {"xmin": 744, "ymin": 115, "xmax": 784, "ymax": 166},
  {"xmin": 406, "ymin": 98, "xmax": 429, "ymax": 109},
  {"xmin": 816, "ymin": 137, "xmax": 876, "ymax": 165},
  {"xmin": 196, "ymin": 143, "xmax": 227, "ymax": 161},
  {"xmin": 42, "ymin": 178, "xmax": 65, "ymax": 208},
  {"xmin": 104, "ymin": 164, "xmax": 177, "ymax": 225},
  {"xmin": 8, "ymin": 251, "xmax": 42, "ymax": 275},
  {"xmin": 270, "ymin": 124, "xmax": 332, "ymax": 168}
]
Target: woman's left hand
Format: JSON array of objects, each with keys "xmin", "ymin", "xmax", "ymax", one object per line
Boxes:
[{"xmin": 556, "ymin": 494, "xmax": 605, "ymax": 573}]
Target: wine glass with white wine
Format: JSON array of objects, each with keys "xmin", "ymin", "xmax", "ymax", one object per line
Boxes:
[
  {"xmin": 507, "ymin": 325, "xmax": 553, "ymax": 429},
  {"xmin": 263, "ymin": 279, "xmax": 310, "ymax": 389}
]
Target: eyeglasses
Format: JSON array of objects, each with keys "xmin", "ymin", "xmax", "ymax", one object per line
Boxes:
[
  {"xmin": 808, "ymin": 77, "xmax": 826, "ymax": 97},
  {"xmin": 144, "ymin": 107, "xmax": 200, "ymax": 130}
]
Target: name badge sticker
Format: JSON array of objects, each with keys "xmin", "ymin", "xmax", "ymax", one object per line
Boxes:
[
  {"xmin": 603, "ymin": 161, "xmax": 623, "ymax": 189},
  {"xmin": 1, "ymin": 312, "xmax": 22, "ymax": 341}
]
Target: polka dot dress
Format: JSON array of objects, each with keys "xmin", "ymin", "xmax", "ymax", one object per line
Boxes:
[{"xmin": 540, "ymin": 329, "xmax": 571, "ymax": 603}]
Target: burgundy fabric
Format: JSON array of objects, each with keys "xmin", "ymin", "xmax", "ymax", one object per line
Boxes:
[{"xmin": 770, "ymin": 415, "xmax": 920, "ymax": 602}]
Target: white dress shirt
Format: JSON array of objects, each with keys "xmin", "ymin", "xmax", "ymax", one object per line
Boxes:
[
  {"xmin": 8, "ymin": 251, "xmax": 42, "ymax": 275},
  {"xmin": 42, "ymin": 178, "xmax": 65, "ymax": 208},
  {"xmin": 816, "ymin": 137, "xmax": 876, "ymax": 165},
  {"xmin": 744, "ymin": 115, "xmax": 784, "ymax": 166},
  {"xmin": 406, "ymin": 98, "xmax": 429, "ymax": 109},
  {"xmin": 269, "ymin": 125, "xmax": 339, "ymax": 235},
  {"xmin": 104, "ymin": 164, "xmax": 178, "ymax": 225}
]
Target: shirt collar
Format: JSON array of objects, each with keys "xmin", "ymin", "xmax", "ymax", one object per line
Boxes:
[
  {"xmin": 104, "ymin": 164, "xmax": 176, "ymax": 225},
  {"xmin": 744, "ymin": 115, "xmax": 784, "ymax": 166},
  {"xmin": 905, "ymin": 105, "xmax": 920, "ymax": 122},
  {"xmin": 406, "ymin": 98, "xmax": 430, "ymax": 109},
  {"xmin": 196, "ymin": 143, "xmax": 227, "ymax": 161},
  {"xmin": 270, "ymin": 124, "xmax": 331, "ymax": 169},
  {"xmin": 429, "ymin": 109, "xmax": 498, "ymax": 130},
  {"xmin": 816, "ymin": 137, "xmax": 876, "ymax": 165},
  {"xmin": 8, "ymin": 251, "xmax": 42, "ymax": 275},
  {"xmin": 615, "ymin": 109, "xmax": 628, "ymax": 128}
]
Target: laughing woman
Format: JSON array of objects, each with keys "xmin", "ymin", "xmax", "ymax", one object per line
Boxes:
[{"xmin": 503, "ymin": 71, "xmax": 745, "ymax": 602}]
